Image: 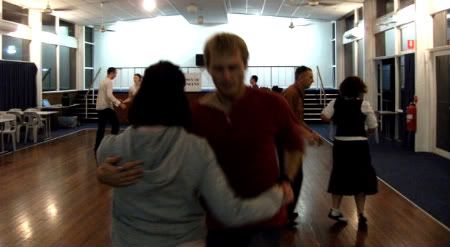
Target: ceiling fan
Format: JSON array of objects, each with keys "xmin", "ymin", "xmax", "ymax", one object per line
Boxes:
[
  {"xmin": 288, "ymin": 19, "xmax": 313, "ymax": 29},
  {"xmin": 94, "ymin": 2, "xmax": 116, "ymax": 33},
  {"xmin": 28, "ymin": 0, "xmax": 75, "ymax": 14},
  {"xmin": 286, "ymin": 0, "xmax": 338, "ymax": 7}
]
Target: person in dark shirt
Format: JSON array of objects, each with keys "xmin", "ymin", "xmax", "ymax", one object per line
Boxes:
[
  {"xmin": 321, "ymin": 76, "xmax": 378, "ymax": 227},
  {"xmin": 250, "ymin": 75, "xmax": 259, "ymax": 88}
]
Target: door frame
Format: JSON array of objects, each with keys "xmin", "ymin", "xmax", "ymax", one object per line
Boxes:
[{"xmin": 430, "ymin": 49, "xmax": 450, "ymax": 159}]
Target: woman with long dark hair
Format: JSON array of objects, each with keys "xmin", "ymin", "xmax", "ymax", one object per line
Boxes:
[{"xmin": 96, "ymin": 61, "xmax": 293, "ymax": 247}]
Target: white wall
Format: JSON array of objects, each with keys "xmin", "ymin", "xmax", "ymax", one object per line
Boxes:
[{"xmin": 93, "ymin": 14, "xmax": 333, "ymax": 88}]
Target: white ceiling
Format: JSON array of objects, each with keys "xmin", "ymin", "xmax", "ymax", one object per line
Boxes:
[{"xmin": 4, "ymin": 0, "xmax": 364, "ymax": 25}]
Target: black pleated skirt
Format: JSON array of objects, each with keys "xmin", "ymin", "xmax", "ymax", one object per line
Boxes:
[{"xmin": 327, "ymin": 140, "xmax": 378, "ymax": 195}]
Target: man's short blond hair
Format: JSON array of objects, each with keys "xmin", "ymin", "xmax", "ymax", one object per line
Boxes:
[{"xmin": 203, "ymin": 32, "xmax": 249, "ymax": 67}]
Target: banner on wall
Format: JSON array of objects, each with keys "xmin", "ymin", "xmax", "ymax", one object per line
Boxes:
[{"xmin": 185, "ymin": 73, "xmax": 202, "ymax": 92}]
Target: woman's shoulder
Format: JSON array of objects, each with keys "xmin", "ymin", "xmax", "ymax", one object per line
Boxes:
[
  {"xmin": 97, "ymin": 128, "xmax": 132, "ymax": 155},
  {"xmin": 179, "ymin": 129, "xmax": 215, "ymax": 161}
]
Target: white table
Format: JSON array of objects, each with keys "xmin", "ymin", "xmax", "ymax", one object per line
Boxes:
[{"xmin": 36, "ymin": 111, "xmax": 59, "ymax": 139}]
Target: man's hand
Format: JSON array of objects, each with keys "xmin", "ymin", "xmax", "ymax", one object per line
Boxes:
[
  {"xmin": 119, "ymin": 102, "xmax": 127, "ymax": 110},
  {"xmin": 280, "ymin": 182, "xmax": 294, "ymax": 205},
  {"xmin": 305, "ymin": 131, "xmax": 323, "ymax": 146},
  {"xmin": 97, "ymin": 156, "xmax": 144, "ymax": 187}
]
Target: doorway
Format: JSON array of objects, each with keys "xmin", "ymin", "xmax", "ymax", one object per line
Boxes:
[
  {"xmin": 399, "ymin": 54, "xmax": 415, "ymax": 147},
  {"xmin": 377, "ymin": 58, "xmax": 396, "ymax": 140},
  {"xmin": 434, "ymin": 51, "xmax": 450, "ymax": 156}
]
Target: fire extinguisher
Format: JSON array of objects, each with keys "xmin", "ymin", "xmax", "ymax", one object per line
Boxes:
[{"xmin": 406, "ymin": 102, "xmax": 417, "ymax": 132}]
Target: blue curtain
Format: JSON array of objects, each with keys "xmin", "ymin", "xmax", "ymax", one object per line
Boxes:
[{"xmin": 0, "ymin": 60, "xmax": 37, "ymax": 110}]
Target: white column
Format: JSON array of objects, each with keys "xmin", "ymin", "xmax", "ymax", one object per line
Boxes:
[
  {"xmin": 335, "ymin": 19, "xmax": 345, "ymax": 85},
  {"xmin": 75, "ymin": 25, "xmax": 85, "ymax": 90},
  {"xmin": 414, "ymin": 0, "xmax": 434, "ymax": 152},
  {"xmin": 29, "ymin": 9, "xmax": 42, "ymax": 106},
  {"xmin": 363, "ymin": 0, "xmax": 377, "ymax": 108}
]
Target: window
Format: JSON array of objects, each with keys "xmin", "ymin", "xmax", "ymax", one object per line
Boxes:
[
  {"xmin": 345, "ymin": 14, "xmax": 354, "ymax": 31},
  {"xmin": 375, "ymin": 29, "xmax": 395, "ymax": 57},
  {"xmin": 433, "ymin": 10, "xmax": 450, "ymax": 47},
  {"xmin": 357, "ymin": 39, "xmax": 364, "ymax": 78},
  {"xmin": 332, "ymin": 22, "xmax": 336, "ymax": 39},
  {"xmin": 377, "ymin": 0, "xmax": 394, "ymax": 17},
  {"xmin": 85, "ymin": 26, "xmax": 94, "ymax": 43},
  {"xmin": 329, "ymin": 22, "xmax": 336, "ymax": 86},
  {"xmin": 400, "ymin": 23, "xmax": 416, "ymax": 51},
  {"xmin": 85, "ymin": 44, "xmax": 93, "ymax": 68},
  {"xmin": 332, "ymin": 40, "xmax": 336, "ymax": 65},
  {"xmin": 85, "ymin": 69, "xmax": 94, "ymax": 89},
  {"xmin": 344, "ymin": 43, "xmax": 354, "ymax": 77},
  {"xmin": 42, "ymin": 43, "xmax": 57, "ymax": 91},
  {"xmin": 2, "ymin": 36, "xmax": 30, "ymax": 61},
  {"xmin": 42, "ymin": 13, "xmax": 56, "ymax": 33},
  {"xmin": 399, "ymin": 0, "xmax": 414, "ymax": 10},
  {"xmin": 358, "ymin": 8, "xmax": 364, "ymax": 23},
  {"xmin": 85, "ymin": 27, "xmax": 94, "ymax": 89},
  {"xmin": 2, "ymin": 1, "xmax": 28, "ymax": 25},
  {"xmin": 59, "ymin": 19, "xmax": 75, "ymax": 37},
  {"xmin": 60, "ymin": 46, "xmax": 76, "ymax": 90}
]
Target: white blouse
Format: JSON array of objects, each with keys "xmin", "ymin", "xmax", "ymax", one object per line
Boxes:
[{"xmin": 321, "ymin": 99, "xmax": 378, "ymax": 141}]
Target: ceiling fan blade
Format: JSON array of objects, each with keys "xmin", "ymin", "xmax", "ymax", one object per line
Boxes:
[
  {"xmin": 106, "ymin": 29, "xmax": 116, "ymax": 32},
  {"xmin": 320, "ymin": 2, "xmax": 338, "ymax": 6},
  {"xmin": 52, "ymin": 7, "xmax": 76, "ymax": 11}
]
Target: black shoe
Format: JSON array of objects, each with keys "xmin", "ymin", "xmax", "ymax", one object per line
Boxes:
[
  {"xmin": 289, "ymin": 212, "xmax": 299, "ymax": 220},
  {"xmin": 358, "ymin": 214, "xmax": 367, "ymax": 226},
  {"xmin": 328, "ymin": 209, "xmax": 348, "ymax": 223},
  {"xmin": 285, "ymin": 219, "xmax": 298, "ymax": 230}
]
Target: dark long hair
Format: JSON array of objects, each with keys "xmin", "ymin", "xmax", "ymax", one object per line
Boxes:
[
  {"xmin": 339, "ymin": 76, "xmax": 367, "ymax": 98},
  {"xmin": 128, "ymin": 61, "xmax": 191, "ymax": 128}
]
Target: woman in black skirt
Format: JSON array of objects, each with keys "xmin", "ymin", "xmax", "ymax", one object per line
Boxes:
[{"xmin": 321, "ymin": 76, "xmax": 378, "ymax": 227}]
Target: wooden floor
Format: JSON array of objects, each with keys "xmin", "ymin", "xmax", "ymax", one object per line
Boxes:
[{"xmin": 0, "ymin": 130, "xmax": 448, "ymax": 247}]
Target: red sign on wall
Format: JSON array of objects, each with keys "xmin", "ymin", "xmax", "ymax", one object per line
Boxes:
[{"xmin": 407, "ymin": 40, "xmax": 415, "ymax": 50}]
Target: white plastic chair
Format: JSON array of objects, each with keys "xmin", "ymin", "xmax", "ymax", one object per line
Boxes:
[
  {"xmin": 0, "ymin": 114, "xmax": 17, "ymax": 151},
  {"xmin": 23, "ymin": 111, "xmax": 46, "ymax": 143},
  {"xmin": 7, "ymin": 110, "xmax": 24, "ymax": 143}
]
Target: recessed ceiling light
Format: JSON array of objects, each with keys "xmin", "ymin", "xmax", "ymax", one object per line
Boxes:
[
  {"xmin": 143, "ymin": 0, "xmax": 156, "ymax": 12},
  {"xmin": 197, "ymin": 16, "xmax": 204, "ymax": 24},
  {"xmin": 187, "ymin": 4, "xmax": 198, "ymax": 14}
]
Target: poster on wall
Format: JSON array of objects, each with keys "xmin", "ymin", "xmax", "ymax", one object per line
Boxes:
[{"xmin": 185, "ymin": 73, "xmax": 202, "ymax": 92}]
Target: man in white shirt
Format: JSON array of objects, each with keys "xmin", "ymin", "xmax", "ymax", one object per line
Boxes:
[{"xmin": 95, "ymin": 67, "xmax": 126, "ymax": 151}]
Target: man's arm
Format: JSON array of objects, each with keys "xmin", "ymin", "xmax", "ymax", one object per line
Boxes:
[
  {"xmin": 283, "ymin": 149, "xmax": 304, "ymax": 181},
  {"xmin": 282, "ymin": 90, "xmax": 301, "ymax": 122},
  {"xmin": 96, "ymin": 156, "xmax": 144, "ymax": 187},
  {"xmin": 106, "ymin": 80, "xmax": 123, "ymax": 107},
  {"xmin": 300, "ymin": 122, "xmax": 322, "ymax": 145}
]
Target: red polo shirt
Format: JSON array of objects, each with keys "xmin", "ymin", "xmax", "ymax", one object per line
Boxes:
[{"xmin": 190, "ymin": 87, "xmax": 303, "ymax": 229}]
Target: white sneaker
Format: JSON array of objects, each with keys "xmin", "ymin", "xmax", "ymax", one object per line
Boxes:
[{"xmin": 328, "ymin": 209, "xmax": 348, "ymax": 223}]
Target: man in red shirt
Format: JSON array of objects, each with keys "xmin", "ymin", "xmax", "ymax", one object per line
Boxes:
[
  {"xmin": 190, "ymin": 33, "xmax": 303, "ymax": 246},
  {"xmin": 96, "ymin": 33, "xmax": 304, "ymax": 246}
]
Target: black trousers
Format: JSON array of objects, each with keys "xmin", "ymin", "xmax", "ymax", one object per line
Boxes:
[
  {"xmin": 95, "ymin": 108, "xmax": 119, "ymax": 151},
  {"xmin": 287, "ymin": 167, "xmax": 303, "ymax": 216},
  {"xmin": 276, "ymin": 141, "xmax": 303, "ymax": 218},
  {"xmin": 207, "ymin": 228, "xmax": 281, "ymax": 247}
]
